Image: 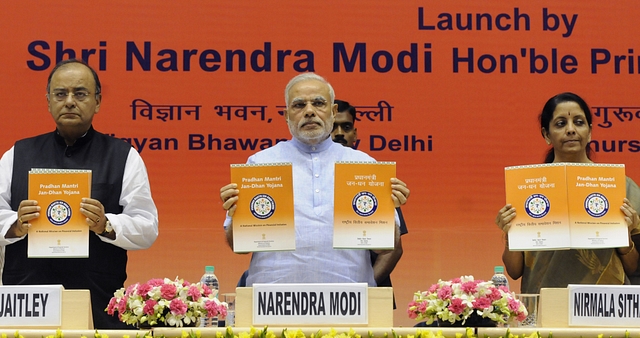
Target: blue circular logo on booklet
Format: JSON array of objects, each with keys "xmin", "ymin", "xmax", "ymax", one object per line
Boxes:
[
  {"xmin": 250, "ymin": 194, "xmax": 275, "ymax": 219},
  {"xmin": 352, "ymin": 191, "xmax": 378, "ymax": 217},
  {"xmin": 47, "ymin": 200, "xmax": 72, "ymax": 226},
  {"xmin": 584, "ymin": 193, "xmax": 609, "ymax": 217},
  {"xmin": 525, "ymin": 194, "xmax": 550, "ymax": 218}
]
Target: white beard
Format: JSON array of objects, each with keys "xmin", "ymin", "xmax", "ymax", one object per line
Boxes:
[{"xmin": 287, "ymin": 114, "xmax": 334, "ymax": 145}]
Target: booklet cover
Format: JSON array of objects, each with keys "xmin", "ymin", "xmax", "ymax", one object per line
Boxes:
[
  {"xmin": 230, "ymin": 163, "xmax": 294, "ymax": 252},
  {"xmin": 504, "ymin": 163, "xmax": 627, "ymax": 250},
  {"xmin": 27, "ymin": 169, "xmax": 92, "ymax": 258},
  {"xmin": 333, "ymin": 161, "xmax": 396, "ymax": 249},
  {"xmin": 565, "ymin": 163, "xmax": 627, "ymax": 248}
]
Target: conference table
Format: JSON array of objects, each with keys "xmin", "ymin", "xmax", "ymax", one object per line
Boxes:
[
  {"xmin": 1, "ymin": 326, "xmax": 639, "ymax": 338},
  {"xmin": 2, "ymin": 287, "xmax": 637, "ymax": 337}
]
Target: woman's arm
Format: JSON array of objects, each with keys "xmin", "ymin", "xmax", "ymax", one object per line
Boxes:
[{"xmin": 496, "ymin": 204, "xmax": 524, "ymax": 279}]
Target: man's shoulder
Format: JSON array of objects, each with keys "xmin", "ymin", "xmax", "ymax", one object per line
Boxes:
[
  {"xmin": 15, "ymin": 132, "xmax": 54, "ymax": 147},
  {"xmin": 20, "ymin": 131, "xmax": 54, "ymax": 141},
  {"xmin": 94, "ymin": 130, "xmax": 133, "ymax": 148},
  {"xmin": 336, "ymin": 144, "xmax": 376, "ymax": 161},
  {"xmin": 248, "ymin": 140, "xmax": 292, "ymax": 160},
  {"xmin": 247, "ymin": 139, "xmax": 375, "ymax": 162}
]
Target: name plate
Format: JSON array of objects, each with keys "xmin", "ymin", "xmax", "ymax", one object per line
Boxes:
[
  {"xmin": 253, "ymin": 283, "xmax": 368, "ymax": 325},
  {"xmin": 0, "ymin": 285, "xmax": 62, "ymax": 326},
  {"xmin": 568, "ymin": 284, "xmax": 640, "ymax": 327}
]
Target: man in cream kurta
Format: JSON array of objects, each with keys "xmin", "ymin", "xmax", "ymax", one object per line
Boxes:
[{"xmin": 220, "ymin": 73, "xmax": 408, "ymax": 286}]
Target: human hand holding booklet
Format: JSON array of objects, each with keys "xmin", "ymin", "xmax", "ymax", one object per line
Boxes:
[
  {"xmin": 27, "ymin": 168, "xmax": 92, "ymax": 258},
  {"xmin": 504, "ymin": 163, "xmax": 627, "ymax": 251}
]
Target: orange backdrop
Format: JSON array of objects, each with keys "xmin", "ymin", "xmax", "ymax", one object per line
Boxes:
[{"xmin": 1, "ymin": 1, "xmax": 639, "ymax": 327}]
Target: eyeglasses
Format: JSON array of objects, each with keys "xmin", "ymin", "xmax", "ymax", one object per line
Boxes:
[
  {"xmin": 288, "ymin": 99, "xmax": 329, "ymax": 113},
  {"xmin": 48, "ymin": 90, "xmax": 96, "ymax": 102}
]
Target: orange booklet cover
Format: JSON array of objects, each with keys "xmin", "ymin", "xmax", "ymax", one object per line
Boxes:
[
  {"xmin": 230, "ymin": 163, "xmax": 294, "ymax": 252},
  {"xmin": 333, "ymin": 161, "xmax": 396, "ymax": 249},
  {"xmin": 27, "ymin": 169, "xmax": 92, "ymax": 258},
  {"xmin": 505, "ymin": 163, "xmax": 627, "ymax": 250}
]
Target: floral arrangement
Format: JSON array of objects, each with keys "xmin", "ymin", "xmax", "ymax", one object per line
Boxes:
[
  {"xmin": 407, "ymin": 275, "xmax": 528, "ymax": 326},
  {"xmin": 10, "ymin": 327, "xmax": 570, "ymax": 338},
  {"xmin": 106, "ymin": 277, "xmax": 228, "ymax": 327},
  {"xmin": 37, "ymin": 330, "xmax": 152, "ymax": 338},
  {"xmin": 212, "ymin": 327, "xmax": 465, "ymax": 338}
]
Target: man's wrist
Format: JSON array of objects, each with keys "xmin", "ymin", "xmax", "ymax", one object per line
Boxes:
[{"xmin": 100, "ymin": 219, "xmax": 113, "ymax": 236}]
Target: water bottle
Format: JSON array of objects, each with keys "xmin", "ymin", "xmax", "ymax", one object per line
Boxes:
[
  {"xmin": 200, "ymin": 265, "xmax": 219, "ymax": 327},
  {"xmin": 491, "ymin": 266, "xmax": 509, "ymax": 327},
  {"xmin": 491, "ymin": 265, "xmax": 509, "ymax": 290}
]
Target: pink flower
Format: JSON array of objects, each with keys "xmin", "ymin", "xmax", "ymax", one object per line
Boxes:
[
  {"xmin": 437, "ymin": 285, "xmax": 452, "ymax": 300},
  {"xmin": 507, "ymin": 297, "xmax": 521, "ymax": 311},
  {"xmin": 169, "ymin": 298, "xmax": 188, "ymax": 315},
  {"xmin": 407, "ymin": 308, "xmax": 418, "ymax": 319},
  {"xmin": 461, "ymin": 281, "xmax": 478, "ymax": 294},
  {"xmin": 451, "ymin": 277, "xmax": 461, "ymax": 283},
  {"xmin": 486, "ymin": 288, "xmax": 502, "ymax": 301},
  {"xmin": 143, "ymin": 299, "xmax": 157, "ymax": 315},
  {"xmin": 204, "ymin": 300, "xmax": 221, "ymax": 317},
  {"xmin": 417, "ymin": 301, "xmax": 427, "ymax": 313},
  {"xmin": 201, "ymin": 284, "xmax": 213, "ymax": 297},
  {"xmin": 407, "ymin": 300, "xmax": 426, "ymax": 319},
  {"xmin": 160, "ymin": 283, "xmax": 177, "ymax": 299},
  {"xmin": 125, "ymin": 283, "xmax": 138, "ymax": 296},
  {"xmin": 148, "ymin": 278, "xmax": 165, "ymax": 287},
  {"xmin": 106, "ymin": 297, "xmax": 117, "ymax": 315},
  {"xmin": 516, "ymin": 311, "xmax": 527, "ymax": 322},
  {"xmin": 472, "ymin": 296, "xmax": 492, "ymax": 310},
  {"xmin": 117, "ymin": 297, "xmax": 127, "ymax": 313},
  {"xmin": 427, "ymin": 284, "xmax": 438, "ymax": 293},
  {"xmin": 137, "ymin": 282, "xmax": 153, "ymax": 296},
  {"xmin": 218, "ymin": 304, "xmax": 227, "ymax": 318},
  {"xmin": 188, "ymin": 285, "xmax": 201, "ymax": 300},
  {"xmin": 448, "ymin": 298, "xmax": 466, "ymax": 315}
]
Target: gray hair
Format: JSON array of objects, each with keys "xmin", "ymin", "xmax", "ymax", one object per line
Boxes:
[
  {"xmin": 46, "ymin": 58, "xmax": 102, "ymax": 96},
  {"xmin": 284, "ymin": 73, "xmax": 335, "ymax": 106}
]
